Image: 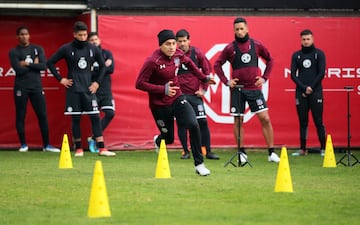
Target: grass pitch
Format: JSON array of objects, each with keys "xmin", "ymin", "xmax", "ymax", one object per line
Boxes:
[{"xmin": 0, "ymin": 149, "xmax": 359, "ymax": 225}]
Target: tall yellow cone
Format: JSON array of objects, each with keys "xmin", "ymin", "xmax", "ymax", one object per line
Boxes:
[
  {"xmin": 88, "ymin": 160, "xmax": 111, "ymax": 218},
  {"xmin": 59, "ymin": 134, "xmax": 73, "ymax": 169},
  {"xmin": 155, "ymin": 139, "xmax": 171, "ymax": 178},
  {"xmin": 275, "ymin": 146, "xmax": 293, "ymax": 193},
  {"xmin": 323, "ymin": 134, "xmax": 337, "ymax": 168}
]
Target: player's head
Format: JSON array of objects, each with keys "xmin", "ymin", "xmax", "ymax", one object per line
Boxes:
[
  {"xmin": 73, "ymin": 21, "xmax": 88, "ymax": 42},
  {"xmin": 300, "ymin": 29, "xmax": 314, "ymax": 47},
  {"xmin": 233, "ymin": 17, "xmax": 248, "ymax": 39},
  {"xmin": 176, "ymin": 29, "xmax": 190, "ymax": 53},
  {"xmin": 88, "ymin": 32, "xmax": 101, "ymax": 47},
  {"xmin": 158, "ymin": 29, "xmax": 176, "ymax": 57},
  {"xmin": 16, "ymin": 26, "xmax": 30, "ymax": 46}
]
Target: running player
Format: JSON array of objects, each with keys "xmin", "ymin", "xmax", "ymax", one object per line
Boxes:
[{"xmin": 135, "ymin": 29, "xmax": 216, "ymax": 176}]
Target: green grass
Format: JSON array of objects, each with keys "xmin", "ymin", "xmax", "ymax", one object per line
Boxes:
[{"xmin": 0, "ymin": 149, "xmax": 359, "ymax": 225}]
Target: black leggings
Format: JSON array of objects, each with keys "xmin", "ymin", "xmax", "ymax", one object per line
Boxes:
[
  {"xmin": 71, "ymin": 114, "xmax": 102, "ymax": 140},
  {"xmin": 296, "ymin": 90, "xmax": 326, "ymax": 150},
  {"xmin": 14, "ymin": 89, "xmax": 49, "ymax": 147}
]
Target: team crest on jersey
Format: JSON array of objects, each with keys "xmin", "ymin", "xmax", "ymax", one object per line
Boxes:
[
  {"xmin": 25, "ymin": 55, "xmax": 33, "ymax": 64},
  {"xmin": 78, "ymin": 57, "xmax": 87, "ymax": 69},
  {"xmin": 302, "ymin": 59, "xmax": 312, "ymax": 68},
  {"xmin": 174, "ymin": 57, "xmax": 180, "ymax": 67},
  {"xmin": 241, "ymin": 53, "xmax": 251, "ymax": 63}
]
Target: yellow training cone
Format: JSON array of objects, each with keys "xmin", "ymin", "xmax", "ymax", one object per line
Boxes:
[
  {"xmin": 59, "ymin": 134, "xmax": 73, "ymax": 169},
  {"xmin": 275, "ymin": 146, "xmax": 293, "ymax": 193},
  {"xmin": 323, "ymin": 134, "xmax": 337, "ymax": 168},
  {"xmin": 88, "ymin": 160, "xmax": 111, "ymax": 218},
  {"xmin": 155, "ymin": 139, "xmax": 171, "ymax": 178}
]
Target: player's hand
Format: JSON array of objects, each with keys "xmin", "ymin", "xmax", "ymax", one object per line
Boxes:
[
  {"xmin": 60, "ymin": 78, "xmax": 73, "ymax": 88},
  {"xmin": 207, "ymin": 77, "xmax": 216, "ymax": 85},
  {"xmin": 255, "ymin": 76, "xmax": 265, "ymax": 87},
  {"xmin": 89, "ymin": 82, "xmax": 99, "ymax": 94},
  {"xmin": 305, "ymin": 86, "xmax": 313, "ymax": 95},
  {"xmin": 105, "ymin": 59, "xmax": 112, "ymax": 67},
  {"xmin": 19, "ymin": 60, "xmax": 28, "ymax": 67},
  {"xmin": 228, "ymin": 78, "xmax": 239, "ymax": 88},
  {"xmin": 166, "ymin": 81, "xmax": 180, "ymax": 97},
  {"xmin": 34, "ymin": 57, "xmax": 39, "ymax": 64},
  {"xmin": 195, "ymin": 89, "xmax": 206, "ymax": 97}
]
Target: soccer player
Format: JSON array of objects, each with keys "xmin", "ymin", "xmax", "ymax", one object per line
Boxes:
[
  {"xmin": 290, "ymin": 29, "xmax": 326, "ymax": 156},
  {"xmin": 87, "ymin": 32, "xmax": 116, "ymax": 153},
  {"xmin": 47, "ymin": 21, "xmax": 115, "ymax": 157},
  {"xmin": 214, "ymin": 17, "xmax": 280, "ymax": 163},
  {"xmin": 135, "ymin": 29, "xmax": 216, "ymax": 176},
  {"xmin": 175, "ymin": 29, "xmax": 219, "ymax": 160},
  {"xmin": 9, "ymin": 26, "xmax": 60, "ymax": 153}
]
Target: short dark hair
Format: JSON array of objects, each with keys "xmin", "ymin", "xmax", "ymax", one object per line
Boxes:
[
  {"xmin": 234, "ymin": 17, "xmax": 247, "ymax": 25},
  {"xmin": 73, "ymin": 21, "xmax": 88, "ymax": 32},
  {"xmin": 176, "ymin": 29, "xmax": 190, "ymax": 40},
  {"xmin": 88, "ymin": 31, "xmax": 98, "ymax": 39},
  {"xmin": 16, "ymin": 26, "xmax": 28, "ymax": 35},
  {"xmin": 300, "ymin": 29, "xmax": 313, "ymax": 36}
]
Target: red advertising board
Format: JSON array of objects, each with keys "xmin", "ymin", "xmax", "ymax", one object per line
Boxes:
[
  {"xmin": 0, "ymin": 15, "xmax": 359, "ymax": 150},
  {"xmin": 97, "ymin": 16, "xmax": 360, "ymax": 149}
]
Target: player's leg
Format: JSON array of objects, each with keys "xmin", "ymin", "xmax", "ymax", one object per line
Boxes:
[
  {"xmin": 309, "ymin": 91, "xmax": 326, "ymax": 151},
  {"xmin": 14, "ymin": 88, "xmax": 28, "ymax": 151},
  {"xmin": 294, "ymin": 91, "xmax": 310, "ymax": 155}
]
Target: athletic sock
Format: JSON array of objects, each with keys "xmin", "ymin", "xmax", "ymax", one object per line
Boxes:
[
  {"xmin": 75, "ymin": 141, "xmax": 82, "ymax": 149},
  {"xmin": 268, "ymin": 147, "xmax": 275, "ymax": 156},
  {"xmin": 97, "ymin": 141, "xmax": 105, "ymax": 149},
  {"xmin": 239, "ymin": 147, "xmax": 246, "ymax": 154}
]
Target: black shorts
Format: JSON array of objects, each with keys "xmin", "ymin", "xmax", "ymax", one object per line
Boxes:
[
  {"xmin": 183, "ymin": 94, "xmax": 206, "ymax": 119},
  {"xmin": 230, "ymin": 88, "xmax": 268, "ymax": 116},
  {"xmin": 97, "ymin": 92, "xmax": 115, "ymax": 111},
  {"xmin": 64, "ymin": 91, "xmax": 99, "ymax": 115}
]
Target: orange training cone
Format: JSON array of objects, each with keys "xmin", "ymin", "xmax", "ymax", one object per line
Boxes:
[
  {"xmin": 88, "ymin": 160, "xmax": 111, "ymax": 218},
  {"xmin": 323, "ymin": 134, "xmax": 337, "ymax": 168},
  {"xmin": 155, "ymin": 139, "xmax": 171, "ymax": 178},
  {"xmin": 275, "ymin": 146, "xmax": 293, "ymax": 193},
  {"xmin": 58, "ymin": 134, "xmax": 73, "ymax": 169}
]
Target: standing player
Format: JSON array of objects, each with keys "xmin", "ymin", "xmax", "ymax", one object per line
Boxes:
[
  {"xmin": 47, "ymin": 21, "xmax": 115, "ymax": 157},
  {"xmin": 290, "ymin": 29, "xmax": 326, "ymax": 156},
  {"xmin": 175, "ymin": 29, "xmax": 219, "ymax": 160},
  {"xmin": 9, "ymin": 26, "xmax": 60, "ymax": 153},
  {"xmin": 135, "ymin": 29, "xmax": 216, "ymax": 176},
  {"xmin": 87, "ymin": 32, "xmax": 116, "ymax": 153},
  {"xmin": 214, "ymin": 17, "xmax": 280, "ymax": 163}
]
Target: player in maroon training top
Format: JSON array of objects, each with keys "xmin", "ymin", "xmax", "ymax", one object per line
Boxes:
[
  {"xmin": 136, "ymin": 29, "xmax": 216, "ymax": 176},
  {"xmin": 175, "ymin": 29, "xmax": 219, "ymax": 160},
  {"xmin": 214, "ymin": 17, "xmax": 280, "ymax": 164}
]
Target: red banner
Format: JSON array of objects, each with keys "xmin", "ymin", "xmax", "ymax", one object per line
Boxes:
[
  {"xmin": 0, "ymin": 15, "xmax": 359, "ymax": 150},
  {"xmin": 97, "ymin": 16, "xmax": 360, "ymax": 149}
]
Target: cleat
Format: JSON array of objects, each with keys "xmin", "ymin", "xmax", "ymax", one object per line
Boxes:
[
  {"xmin": 87, "ymin": 137, "xmax": 97, "ymax": 153},
  {"xmin": 19, "ymin": 144, "xmax": 29, "ymax": 152},
  {"xmin": 98, "ymin": 148, "xmax": 116, "ymax": 157},
  {"xmin": 153, "ymin": 135, "xmax": 159, "ymax": 153},
  {"xmin": 75, "ymin": 148, "xmax": 84, "ymax": 157},
  {"xmin": 292, "ymin": 149, "xmax": 308, "ymax": 156},
  {"xmin": 195, "ymin": 163, "xmax": 210, "ymax": 176},
  {"xmin": 206, "ymin": 152, "xmax": 220, "ymax": 160},
  {"xmin": 268, "ymin": 152, "xmax": 280, "ymax": 162},
  {"xmin": 43, "ymin": 145, "xmax": 60, "ymax": 153},
  {"xmin": 320, "ymin": 149, "xmax": 325, "ymax": 157},
  {"xmin": 180, "ymin": 152, "xmax": 190, "ymax": 159}
]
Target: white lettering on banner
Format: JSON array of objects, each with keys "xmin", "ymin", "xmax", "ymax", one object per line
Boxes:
[
  {"xmin": 284, "ymin": 67, "xmax": 360, "ymax": 78},
  {"xmin": 358, "ymin": 85, "xmax": 360, "ymax": 95},
  {"xmin": 0, "ymin": 66, "xmax": 59, "ymax": 77},
  {"xmin": 204, "ymin": 44, "xmax": 269, "ymax": 124}
]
